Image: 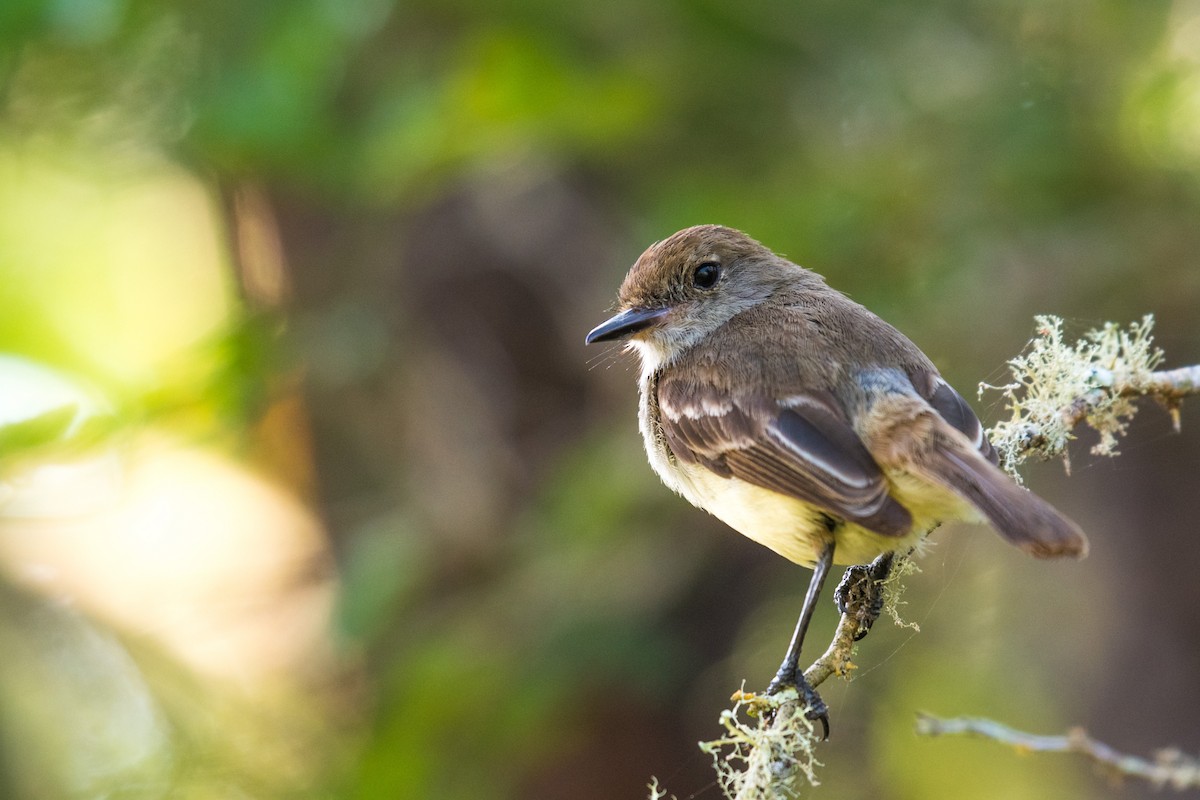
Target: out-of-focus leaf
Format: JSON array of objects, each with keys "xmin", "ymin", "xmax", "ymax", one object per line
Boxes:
[
  {"xmin": 0, "ymin": 355, "xmax": 110, "ymax": 466},
  {"xmin": 0, "ymin": 405, "xmax": 78, "ymax": 455}
]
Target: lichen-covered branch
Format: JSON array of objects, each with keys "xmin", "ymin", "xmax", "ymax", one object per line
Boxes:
[
  {"xmin": 680, "ymin": 600, "xmax": 871, "ymax": 800},
  {"xmin": 980, "ymin": 315, "xmax": 1200, "ymax": 477},
  {"xmin": 688, "ymin": 612, "xmax": 863, "ymax": 800},
  {"xmin": 697, "ymin": 688, "xmax": 820, "ymax": 800},
  {"xmin": 645, "ymin": 612, "xmax": 865, "ymax": 800},
  {"xmin": 800, "ymin": 611, "xmax": 863, "ymax": 692},
  {"xmin": 659, "ymin": 555, "xmax": 922, "ymax": 800},
  {"xmin": 1138, "ymin": 364, "xmax": 1200, "ymax": 407},
  {"xmin": 915, "ymin": 714, "xmax": 1200, "ymax": 790}
]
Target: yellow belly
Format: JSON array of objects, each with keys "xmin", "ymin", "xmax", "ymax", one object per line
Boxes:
[
  {"xmin": 637, "ymin": 383, "xmax": 978, "ymax": 568},
  {"xmin": 678, "ymin": 465, "xmax": 925, "ymax": 566},
  {"xmin": 661, "ymin": 456, "xmax": 985, "ymax": 568}
]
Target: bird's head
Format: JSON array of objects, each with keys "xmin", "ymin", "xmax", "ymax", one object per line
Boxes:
[{"xmin": 585, "ymin": 225, "xmax": 802, "ymax": 370}]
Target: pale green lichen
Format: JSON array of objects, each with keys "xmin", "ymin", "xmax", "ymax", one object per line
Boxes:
[
  {"xmin": 979, "ymin": 315, "xmax": 1164, "ymax": 479},
  {"xmin": 651, "ymin": 565, "xmax": 918, "ymax": 800},
  {"xmin": 696, "ymin": 687, "xmax": 822, "ymax": 799},
  {"xmin": 646, "ymin": 776, "xmax": 677, "ymax": 800},
  {"xmin": 880, "ymin": 553, "xmax": 921, "ymax": 632}
]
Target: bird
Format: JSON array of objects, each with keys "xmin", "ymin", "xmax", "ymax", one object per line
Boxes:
[{"xmin": 585, "ymin": 224, "xmax": 1087, "ymax": 736}]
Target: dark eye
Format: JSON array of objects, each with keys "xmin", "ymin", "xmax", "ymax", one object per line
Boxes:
[{"xmin": 692, "ymin": 262, "xmax": 720, "ymax": 289}]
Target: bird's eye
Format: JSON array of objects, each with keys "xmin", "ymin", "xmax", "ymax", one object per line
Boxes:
[{"xmin": 692, "ymin": 262, "xmax": 720, "ymax": 290}]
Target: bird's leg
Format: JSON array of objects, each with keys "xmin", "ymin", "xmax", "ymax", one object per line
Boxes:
[
  {"xmin": 833, "ymin": 551, "xmax": 895, "ymax": 642},
  {"xmin": 766, "ymin": 539, "xmax": 835, "ymax": 738}
]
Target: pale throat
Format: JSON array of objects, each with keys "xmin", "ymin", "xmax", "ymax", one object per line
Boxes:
[
  {"xmin": 627, "ymin": 338, "xmax": 670, "ymax": 379},
  {"xmin": 626, "ymin": 322, "xmax": 710, "ymax": 379}
]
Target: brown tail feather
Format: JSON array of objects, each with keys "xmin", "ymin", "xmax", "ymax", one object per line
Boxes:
[{"xmin": 925, "ymin": 445, "xmax": 1088, "ymax": 559}]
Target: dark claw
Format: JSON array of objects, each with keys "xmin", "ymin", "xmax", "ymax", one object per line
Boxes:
[
  {"xmin": 804, "ymin": 691, "xmax": 830, "ymax": 741},
  {"xmin": 817, "ymin": 715, "xmax": 830, "ymax": 740},
  {"xmin": 766, "ymin": 669, "xmax": 831, "ymax": 740}
]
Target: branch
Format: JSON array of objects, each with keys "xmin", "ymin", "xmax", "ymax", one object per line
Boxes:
[
  {"xmin": 980, "ymin": 315, "xmax": 1200, "ymax": 475},
  {"xmin": 1131, "ymin": 363, "xmax": 1200, "ymax": 415},
  {"xmin": 688, "ymin": 599, "xmax": 869, "ymax": 800},
  {"xmin": 916, "ymin": 714, "xmax": 1200, "ymax": 790},
  {"xmin": 1025, "ymin": 362, "xmax": 1200, "ymax": 449},
  {"xmin": 673, "ymin": 556, "xmax": 922, "ymax": 800}
]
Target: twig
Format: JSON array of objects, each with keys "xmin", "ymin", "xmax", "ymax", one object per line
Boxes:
[
  {"xmin": 802, "ymin": 612, "xmax": 862, "ymax": 690},
  {"xmin": 981, "ymin": 316, "xmax": 1200, "ymax": 474},
  {"xmin": 691, "ymin": 557, "xmax": 923, "ymax": 800},
  {"xmin": 916, "ymin": 714, "xmax": 1200, "ymax": 790},
  {"xmin": 691, "ymin": 607, "xmax": 868, "ymax": 800},
  {"xmin": 1055, "ymin": 363, "xmax": 1200, "ymax": 437},
  {"xmin": 1132, "ymin": 364, "xmax": 1200, "ymax": 426}
]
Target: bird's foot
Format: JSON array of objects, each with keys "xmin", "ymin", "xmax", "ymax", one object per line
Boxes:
[
  {"xmin": 766, "ymin": 667, "xmax": 829, "ymax": 740},
  {"xmin": 834, "ymin": 558, "xmax": 891, "ymax": 641}
]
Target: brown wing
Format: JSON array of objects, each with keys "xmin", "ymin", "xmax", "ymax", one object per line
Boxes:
[
  {"xmin": 908, "ymin": 369, "xmax": 998, "ymax": 465},
  {"xmin": 657, "ymin": 379, "xmax": 913, "ymax": 538}
]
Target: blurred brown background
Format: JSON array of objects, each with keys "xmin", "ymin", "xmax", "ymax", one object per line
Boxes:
[{"xmin": 0, "ymin": 1, "xmax": 1199, "ymax": 798}]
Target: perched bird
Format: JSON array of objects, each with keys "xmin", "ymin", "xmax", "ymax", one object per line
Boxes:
[{"xmin": 585, "ymin": 225, "xmax": 1087, "ymax": 735}]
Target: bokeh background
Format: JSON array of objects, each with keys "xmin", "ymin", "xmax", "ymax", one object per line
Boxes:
[{"xmin": 1, "ymin": 1, "xmax": 1199, "ymax": 798}]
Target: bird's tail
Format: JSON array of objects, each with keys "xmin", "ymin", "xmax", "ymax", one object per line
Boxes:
[{"xmin": 919, "ymin": 436, "xmax": 1088, "ymax": 559}]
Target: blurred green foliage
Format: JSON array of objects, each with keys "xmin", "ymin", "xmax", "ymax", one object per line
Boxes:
[{"xmin": 2, "ymin": 1, "xmax": 1200, "ymax": 799}]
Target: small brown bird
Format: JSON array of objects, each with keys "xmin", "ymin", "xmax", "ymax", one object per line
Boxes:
[{"xmin": 586, "ymin": 225, "xmax": 1087, "ymax": 735}]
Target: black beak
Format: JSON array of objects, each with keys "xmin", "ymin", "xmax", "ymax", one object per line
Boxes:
[{"xmin": 585, "ymin": 307, "xmax": 670, "ymax": 344}]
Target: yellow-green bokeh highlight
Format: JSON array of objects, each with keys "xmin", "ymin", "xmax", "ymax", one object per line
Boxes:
[{"xmin": 0, "ymin": 142, "xmax": 234, "ymax": 394}]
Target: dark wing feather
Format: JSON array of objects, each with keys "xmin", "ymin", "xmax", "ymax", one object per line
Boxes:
[
  {"xmin": 909, "ymin": 370, "xmax": 998, "ymax": 465},
  {"xmin": 657, "ymin": 380, "xmax": 912, "ymax": 537}
]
